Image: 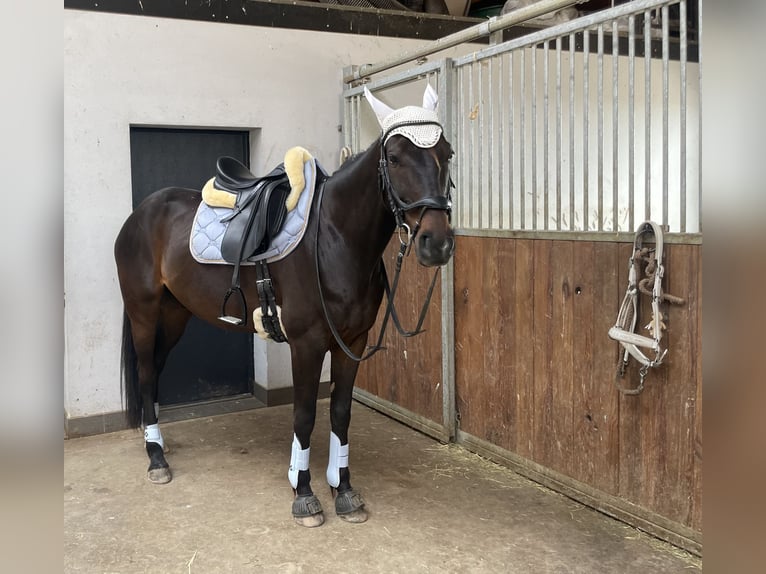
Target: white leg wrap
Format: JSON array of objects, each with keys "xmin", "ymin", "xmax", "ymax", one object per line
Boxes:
[
  {"xmin": 288, "ymin": 434, "xmax": 310, "ymax": 489},
  {"xmin": 144, "ymin": 423, "xmax": 164, "ymax": 450},
  {"xmin": 326, "ymin": 431, "xmax": 349, "ymax": 488}
]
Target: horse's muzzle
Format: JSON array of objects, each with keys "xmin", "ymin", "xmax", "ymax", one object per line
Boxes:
[{"xmin": 416, "ymin": 230, "xmax": 455, "ymax": 267}]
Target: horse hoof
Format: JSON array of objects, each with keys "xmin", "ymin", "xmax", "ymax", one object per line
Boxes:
[
  {"xmin": 293, "ymin": 513, "xmax": 325, "ymax": 528},
  {"xmin": 338, "ymin": 508, "xmax": 368, "ymax": 523},
  {"xmin": 334, "ymin": 488, "xmax": 367, "ymax": 522},
  {"xmin": 292, "ymin": 494, "xmax": 324, "ymax": 528},
  {"xmin": 148, "ymin": 467, "xmax": 172, "ymax": 484}
]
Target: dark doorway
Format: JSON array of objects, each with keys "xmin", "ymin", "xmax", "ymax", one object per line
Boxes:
[{"xmin": 129, "ymin": 127, "xmax": 254, "ymax": 406}]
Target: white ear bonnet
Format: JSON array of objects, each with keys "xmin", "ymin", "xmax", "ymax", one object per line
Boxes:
[{"xmin": 364, "ymin": 85, "xmax": 443, "ymax": 148}]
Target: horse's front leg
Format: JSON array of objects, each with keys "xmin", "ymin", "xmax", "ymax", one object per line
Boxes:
[
  {"xmin": 327, "ymin": 341, "xmax": 368, "ymax": 523},
  {"xmin": 288, "ymin": 339, "xmax": 326, "ymax": 527}
]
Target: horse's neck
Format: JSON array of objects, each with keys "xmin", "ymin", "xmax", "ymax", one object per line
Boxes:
[{"xmin": 323, "ymin": 143, "xmax": 395, "ymax": 266}]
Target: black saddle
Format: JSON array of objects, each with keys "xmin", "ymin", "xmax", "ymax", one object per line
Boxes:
[
  {"xmin": 215, "ymin": 156, "xmax": 292, "ymax": 264},
  {"xmin": 214, "ymin": 156, "xmax": 292, "ymax": 332}
]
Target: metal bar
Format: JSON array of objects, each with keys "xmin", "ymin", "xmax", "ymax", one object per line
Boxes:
[
  {"xmin": 343, "ymin": 96, "xmax": 351, "ymax": 150},
  {"xmin": 345, "ymin": 0, "xmax": 589, "ymax": 83},
  {"xmin": 569, "ymin": 33, "xmax": 575, "ymax": 231},
  {"xmin": 468, "ymin": 65, "xmax": 475, "ymax": 228},
  {"xmin": 350, "ymin": 94, "xmax": 358, "ymax": 153},
  {"xmin": 662, "ymin": 4, "xmax": 669, "ymax": 228},
  {"xmin": 453, "ymin": 0, "xmax": 679, "ymax": 67},
  {"xmin": 583, "ymin": 30, "xmax": 590, "ymax": 231},
  {"xmin": 680, "ymin": 0, "xmax": 687, "ymax": 232},
  {"xmin": 543, "ymin": 41, "xmax": 550, "ymax": 230},
  {"xmin": 488, "ymin": 57, "xmax": 494, "ymax": 228},
  {"xmin": 437, "ymin": 59, "xmax": 456, "ymax": 440},
  {"xmin": 597, "ymin": 24, "xmax": 604, "ymax": 231},
  {"xmin": 498, "ymin": 55, "xmax": 505, "ymax": 229},
  {"xmin": 521, "ymin": 49, "xmax": 527, "ymax": 229},
  {"xmin": 628, "ymin": 15, "xmax": 635, "ymax": 232},
  {"xmin": 612, "ymin": 19, "xmax": 619, "ymax": 232},
  {"xmin": 343, "ymin": 60, "xmax": 443, "ymax": 96},
  {"xmin": 532, "ymin": 46, "xmax": 538, "ymax": 230},
  {"xmin": 478, "ymin": 61, "xmax": 484, "ymax": 228},
  {"xmin": 644, "ymin": 9, "xmax": 652, "ymax": 222},
  {"xmin": 456, "ymin": 65, "xmax": 464, "ymax": 228},
  {"xmin": 697, "ymin": 0, "xmax": 702, "ymax": 232},
  {"xmin": 556, "ymin": 37, "xmax": 562, "ymax": 231},
  {"xmin": 509, "ymin": 52, "xmax": 515, "ymax": 230}
]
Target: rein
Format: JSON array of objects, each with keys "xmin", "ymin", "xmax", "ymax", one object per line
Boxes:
[{"xmin": 315, "ymin": 123, "xmax": 452, "ymax": 362}]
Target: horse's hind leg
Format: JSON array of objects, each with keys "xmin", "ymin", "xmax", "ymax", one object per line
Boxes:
[
  {"xmin": 123, "ymin": 290, "xmax": 190, "ymax": 484},
  {"xmin": 327, "ymin": 342, "xmax": 368, "ymax": 523}
]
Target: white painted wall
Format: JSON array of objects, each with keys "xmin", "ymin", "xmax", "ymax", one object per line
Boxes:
[{"xmin": 63, "ymin": 10, "xmax": 469, "ymax": 419}]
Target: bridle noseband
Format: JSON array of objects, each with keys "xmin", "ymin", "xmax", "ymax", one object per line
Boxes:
[{"xmin": 378, "ymin": 120, "xmax": 454, "ymax": 246}]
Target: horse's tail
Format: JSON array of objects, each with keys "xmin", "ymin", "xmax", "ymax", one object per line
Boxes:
[{"xmin": 121, "ymin": 310, "xmax": 142, "ymax": 429}]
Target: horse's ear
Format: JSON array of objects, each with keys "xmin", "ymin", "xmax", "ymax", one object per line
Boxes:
[
  {"xmin": 422, "ymin": 84, "xmax": 438, "ymax": 112},
  {"xmin": 364, "ymin": 87, "xmax": 394, "ymax": 127}
]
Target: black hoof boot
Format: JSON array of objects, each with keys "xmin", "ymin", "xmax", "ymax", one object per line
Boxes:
[
  {"xmin": 146, "ymin": 442, "xmax": 172, "ymax": 484},
  {"xmin": 292, "ymin": 494, "xmax": 324, "ymax": 527},
  {"xmin": 334, "ymin": 488, "xmax": 368, "ymax": 523}
]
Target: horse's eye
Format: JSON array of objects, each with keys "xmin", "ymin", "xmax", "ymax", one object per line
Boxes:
[{"xmin": 388, "ymin": 154, "xmax": 399, "ymax": 166}]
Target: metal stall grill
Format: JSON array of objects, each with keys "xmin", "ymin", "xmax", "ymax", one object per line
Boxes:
[
  {"xmin": 343, "ymin": 0, "xmax": 701, "ymax": 554},
  {"xmin": 452, "ymin": 0, "xmax": 700, "ymax": 236}
]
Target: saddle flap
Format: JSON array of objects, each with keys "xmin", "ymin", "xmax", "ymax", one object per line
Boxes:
[{"xmin": 220, "ymin": 177, "xmax": 291, "ymax": 264}]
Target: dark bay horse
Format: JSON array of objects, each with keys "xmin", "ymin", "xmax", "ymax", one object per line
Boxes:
[{"xmin": 114, "ymin": 86, "xmax": 455, "ymax": 526}]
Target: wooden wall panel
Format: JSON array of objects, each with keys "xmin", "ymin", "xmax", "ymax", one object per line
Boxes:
[
  {"xmin": 571, "ymin": 241, "xmax": 620, "ymax": 494},
  {"xmin": 453, "ymin": 235, "xmax": 702, "ymax": 536},
  {"xmin": 532, "ymin": 240, "xmax": 575, "ymax": 475},
  {"xmin": 355, "ymin": 238, "xmax": 444, "ymax": 424},
  {"xmin": 358, "ymin": 233, "xmax": 702, "ymax": 538}
]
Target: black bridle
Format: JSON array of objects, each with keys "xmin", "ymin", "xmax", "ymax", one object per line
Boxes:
[
  {"xmin": 378, "ymin": 119, "xmax": 454, "ymax": 243},
  {"xmin": 315, "ymin": 120, "xmax": 455, "ymax": 362}
]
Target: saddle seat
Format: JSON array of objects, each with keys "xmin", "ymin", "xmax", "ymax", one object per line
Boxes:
[{"xmin": 215, "ymin": 156, "xmax": 260, "ymax": 191}]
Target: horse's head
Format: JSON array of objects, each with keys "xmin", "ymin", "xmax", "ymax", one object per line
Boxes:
[{"xmin": 366, "ymin": 86, "xmax": 456, "ymax": 268}]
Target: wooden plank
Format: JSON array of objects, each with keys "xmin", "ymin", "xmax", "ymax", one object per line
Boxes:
[
  {"xmin": 532, "ymin": 239, "xmax": 574, "ymax": 475},
  {"xmin": 617, "ymin": 240, "xmax": 648, "ymax": 508},
  {"xmin": 653, "ymin": 243, "xmax": 698, "ymax": 526},
  {"xmin": 476, "ymin": 237, "xmax": 517, "ymax": 450},
  {"xmin": 690, "ymin": 246, "xmax": 703, "ymax": 532},
  {"xmin": 454, "ymin": 236, "xmax": 486, "ymax": 438},
  {"xmin": 355, "ymin": 238, "xmax": 443, "ymax": 424},
  {"xmin": 618, "ymin": 243, "xmax": 701, "ymax": 528},
  {"xmin": 571, "ymin": 241, "xmax": 620, "ymax": 494},
  {"xmin": 547, "ymin": 240, "xmax": 575, "ymax": 475},
  {"xmin": 513, "ymin": 239, "xmax": 536, "ymax": 460}
]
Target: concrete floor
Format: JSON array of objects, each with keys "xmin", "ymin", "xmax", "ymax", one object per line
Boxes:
[{"xmin": 65, "ymin": 399, "xmax": 701, "ymax": 573}]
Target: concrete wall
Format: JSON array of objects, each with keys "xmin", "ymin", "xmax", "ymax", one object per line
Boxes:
[{"xmin": 63, "ymin": 10, "xmax": 465, "ymax": 421}]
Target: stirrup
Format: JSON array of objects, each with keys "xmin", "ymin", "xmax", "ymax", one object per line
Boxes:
[{"xmin": 218, "ymin": 286, "xmax": 247, "ymax": 325}]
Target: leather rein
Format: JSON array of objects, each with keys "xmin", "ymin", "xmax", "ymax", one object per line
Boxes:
[{"xmin": 315, "ymin": 120, "xmax": 453, "ymax": 362}]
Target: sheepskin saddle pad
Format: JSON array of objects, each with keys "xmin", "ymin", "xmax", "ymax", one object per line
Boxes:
[{"xmin": 190, "ymin": 147, "xmax": 324, "ymax": 265}]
